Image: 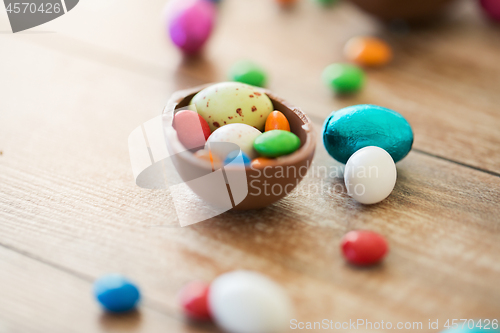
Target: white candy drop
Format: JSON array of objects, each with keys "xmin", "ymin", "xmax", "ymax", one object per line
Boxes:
[
  {"xmin": 206, "ymin": 123, "xmax": 261, "ymax": 161},
  {"xmin": 209, "ymin": 270, "xmax": 293, "ymax": 333},
  {"xmin": 344, "ymin": 146, "xmax": 397, "ymax": 204}
]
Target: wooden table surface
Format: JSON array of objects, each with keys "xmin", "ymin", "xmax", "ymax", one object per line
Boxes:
[{"xmin": 1, "ymin": 0, "xmax": 499, "ymax": 332}]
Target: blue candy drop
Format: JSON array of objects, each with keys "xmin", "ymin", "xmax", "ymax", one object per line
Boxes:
[
  {"xmin": 224, "ymin": 151, "xmax": 251, "ymax": 166},
  {"xmin": 93, "ymin": 274, "xmax": 141, "ymax": 313}
]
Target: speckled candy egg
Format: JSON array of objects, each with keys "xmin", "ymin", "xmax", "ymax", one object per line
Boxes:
[
  {"xmin": 206, "ymin": 123, "xmax": 262, "ymax": 160},
  {"xmin": 322, "ymin": 104, "xmax": 413, "ymax": 164},
  {"xmin": 209, "ymin": 270, "xmax": 293, "ymax": 333},
  {"xmin": 190, "ymin": 82, "xmax": 274, "ymax": 132}
]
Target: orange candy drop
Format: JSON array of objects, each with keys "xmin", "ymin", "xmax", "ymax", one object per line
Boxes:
[
  {"xmin": 265, "ymin": 111, "xmax": 291, "ymax": 132},
  {"xmin": 344, "ymin": 36, "xmax": 393, "ymax": 67},
  {"xmin": 194, "ymin": 149, "xmax": 221, "ymax": 171},
  {"xmin": 250, "ymin": 157, "xmax": 275, "ymax": 169},
  {"xmin": 275, "ymin": 0, "xmax": 297, "ymax": 6}
]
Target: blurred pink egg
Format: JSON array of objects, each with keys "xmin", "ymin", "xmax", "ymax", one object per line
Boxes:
[
  {"xmin": 480, "ymin": 0, "xmax": 500, "ymax": 22},
  {"xmin": 165, "ymin": 0, "xmax": 217, "ymax": 54}
]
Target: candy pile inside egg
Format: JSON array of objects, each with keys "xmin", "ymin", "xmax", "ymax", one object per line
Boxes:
[{"xmin": 173, "ymin": 82, "xmax": 302, "ymax": 167}]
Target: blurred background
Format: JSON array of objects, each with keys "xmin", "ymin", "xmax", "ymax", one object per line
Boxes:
[{"xmin": 0, "ymin": 0, "xmax": 499, "ymax": 332}]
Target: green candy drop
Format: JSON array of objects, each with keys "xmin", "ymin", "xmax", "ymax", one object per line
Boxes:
[
  {"xmin": 253, "ymin": 130, "xmax": 301, "ymax": 158},
  {"xmin": 322, "ymin": 63, "xmax": 365, "ymax": 94},
  {"xmin": 229, "ymin": 60, "xmax": 268, "ymax": 87},
  {"xmin": 313, "ymin": 0, "xmax": 339, "ymax": 6}
]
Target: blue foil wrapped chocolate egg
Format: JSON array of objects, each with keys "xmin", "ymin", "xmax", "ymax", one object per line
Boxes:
[{"xmin": 322, "ymin": 104, "xmax": 413, "ymax": 164}]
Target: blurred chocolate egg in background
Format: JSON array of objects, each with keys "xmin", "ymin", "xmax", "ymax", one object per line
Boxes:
[{"xmin": 349, "ymin": 0, "xmax": 458, "ymax": 22}]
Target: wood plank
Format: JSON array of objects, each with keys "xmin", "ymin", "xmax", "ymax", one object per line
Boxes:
[
  {"xmin": 0, "ymin": 245, "xmax": 215, "ymax": 333},
  {"xmin": 1, "ymin": 127, "xmax": 499, "ymax": 329},
  {"xmin": 0, "ymin": 35, "xmax": 499, "ymax": 331}
]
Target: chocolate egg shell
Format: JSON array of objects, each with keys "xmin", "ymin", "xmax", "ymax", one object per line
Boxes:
[
  {"xmin": 164, "ymin": 84, "xmax": 316, "ymax": 210},
  {"xmin": 349, "ymin": 0, "xmax": 457, "ymax": 21}
]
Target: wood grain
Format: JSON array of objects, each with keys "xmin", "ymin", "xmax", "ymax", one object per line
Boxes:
[
  {"xmin": 0, "ymin": 0, "xmax": 499, "ymax": 332},
  {"xmin": 0, "ymin": 245, "xmax": 214, "ymax": 333}
]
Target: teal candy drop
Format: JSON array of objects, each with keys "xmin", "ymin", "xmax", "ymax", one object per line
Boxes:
[{"xmin": 322, "ymin": 104, "xmax": 413, "ymax": 164}]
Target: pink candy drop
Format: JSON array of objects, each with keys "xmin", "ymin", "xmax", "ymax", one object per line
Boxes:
[
  {"xmin": 166, "ymin": 0, "xmax": 217, "ymax": 54},
  {"xmin": 480, "ymin": 0, "xmax": 500, "ymax": 22}
]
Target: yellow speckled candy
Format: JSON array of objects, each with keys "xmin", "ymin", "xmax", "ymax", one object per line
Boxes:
[{"xmin": 190, "ymin": 82, "xmax": 274, "ymax": 132}]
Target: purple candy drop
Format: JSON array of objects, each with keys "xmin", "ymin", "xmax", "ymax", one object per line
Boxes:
[
  {"xmin": 166, "ymin": 0, "xmax": 216, "ymax": 54},
  {"xmin": 480, "ymin": 0, "xmax": 500, "ymax": 22}
]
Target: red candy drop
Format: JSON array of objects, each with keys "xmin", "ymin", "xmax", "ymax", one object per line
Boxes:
[
  {"xmin": 173, "ymin": 110, "xmax": 211, "ymax": 150},
  {"xmin": 178, "ymin": 281, "xmax": 212, "ymax": 321},
  {"xmin": 341, "ymin": 230, "xmax": 388, "ymax": 266}
]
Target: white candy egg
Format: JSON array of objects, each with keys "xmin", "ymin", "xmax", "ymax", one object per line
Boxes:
[
  {"xmin": 209, "ymin": 270, "xmax": 293, "ymax": 333},
  {"xmin": 344, "ymin": 146, "xmax": 397, "ymax": 204},
  {"xmin": 190, "ymin": 82, "xmax": 274, "ymax": 132},
  {"xmin": 206, "ymin": 123, "xmax": 261, "ymax": 160}
]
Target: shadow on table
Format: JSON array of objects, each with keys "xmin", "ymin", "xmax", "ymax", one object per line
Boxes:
[
  {"xmin": 171, "ymin": 53, "xmax": 219, "ymax": 92},
  {"xmin": 99, "ymin": 309, "xmax": 142, "ymax": 331}
]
